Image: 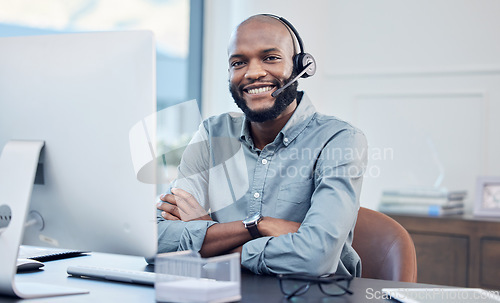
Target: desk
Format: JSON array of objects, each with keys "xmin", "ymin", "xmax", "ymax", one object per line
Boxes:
[
  {"xmin": 4, "ymin": 252, "xmax": 439, "ymax": 303},
  {"xmin": 389, "ymin": 213, "xmax": 500, "ymax": 289}
]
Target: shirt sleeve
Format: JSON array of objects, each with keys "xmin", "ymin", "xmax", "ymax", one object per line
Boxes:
[
  {"xmin": 155, "ymin": 123, "xmax": 216, "ymax": 255},
  {"xmin": 241, "ymin": 129, "xmax": 367, "ymax": 277},
  {"xmin": 156, "ymin": 212, "xmax": 217, "ymax": 253}
]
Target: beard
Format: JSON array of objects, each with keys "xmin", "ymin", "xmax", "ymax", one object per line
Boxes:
[{"xmin": 229, "ymin": 73, "xmax": 299, "ymax": 123}]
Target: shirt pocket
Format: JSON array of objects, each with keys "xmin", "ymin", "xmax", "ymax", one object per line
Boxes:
[
  {"xmin": 277, "ymin": 180, "xmax": 313, "ymax": 204},
  {"xmin": 276, "ymin": 180, "xmax": 313, "ymax": 221}
]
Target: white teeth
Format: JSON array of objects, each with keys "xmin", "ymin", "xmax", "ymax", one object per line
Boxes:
[{"xmin": 247, "ymin": 86, "xmax": 272, "ymax": 94}]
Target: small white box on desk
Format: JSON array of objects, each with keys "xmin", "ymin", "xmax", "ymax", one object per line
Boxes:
[{"xmin": 155, "ymin": 251, "xmax": 241, "ymax": 303}]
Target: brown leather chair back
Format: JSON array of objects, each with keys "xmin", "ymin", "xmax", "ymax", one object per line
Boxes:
[{"xmin": 352, "ymin": 207, "xmax": 417, "ymax": 282}]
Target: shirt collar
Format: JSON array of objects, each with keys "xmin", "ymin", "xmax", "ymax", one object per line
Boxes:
[{"xmin": 239, "ymin": 91, "xmax": 316, "ymax": 147}]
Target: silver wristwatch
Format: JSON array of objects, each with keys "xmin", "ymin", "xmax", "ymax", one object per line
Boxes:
[{"xmin": 242, "ymin": 213, "xmax": 263, "ymax": 239}]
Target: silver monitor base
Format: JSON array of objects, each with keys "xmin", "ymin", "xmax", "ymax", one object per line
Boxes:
[{"xmin": 0, "ymin": 141, "xmax": 88, "ymax": 298}]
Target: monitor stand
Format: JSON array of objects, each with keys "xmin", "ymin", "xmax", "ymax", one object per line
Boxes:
[{"xmin": 0, "ymin": 141, "xmax": 88, "ymax": 298}]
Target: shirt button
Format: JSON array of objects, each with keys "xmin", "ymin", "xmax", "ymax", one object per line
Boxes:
[
  {"xmin": 254, "ymin": 192, "xmax": 260, "ymax": 198},
  {"xmin": 261, "ymin": 159, "xmax": 268, "ymax": 165},
  {"xmin": 284, "ymin": 137, "xmax": 289, "ymax": 143}
]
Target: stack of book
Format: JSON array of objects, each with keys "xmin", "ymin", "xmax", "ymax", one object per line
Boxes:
[{"xmin": 378, "ymin": 188, "xmax": 466, "ymax": 216}]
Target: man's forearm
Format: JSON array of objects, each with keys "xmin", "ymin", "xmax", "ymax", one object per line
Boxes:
[
  {"xmin": 199, "ymin": 217, "xmax": 301, "ymax": 257},
  {"xmin": 258, "ymin": 217, "xmax": 300, "ymax": 237},
  {"xmin": 199, "ymin": 221, "xmax": 252, "ymax": 257}
]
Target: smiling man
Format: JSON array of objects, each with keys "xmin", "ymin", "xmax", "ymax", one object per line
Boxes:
[
  {"xmin": 228, "ymin": 16, "xmax": 299, "ymax": 127},
  {"xmin": 156, "ymin": 14, "xmax": 368, "ymax": 277}
]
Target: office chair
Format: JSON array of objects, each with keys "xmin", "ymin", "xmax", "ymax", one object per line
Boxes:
[{"xmin": 352, "ymin": 207, "xmax": 418, "ymax": 282}]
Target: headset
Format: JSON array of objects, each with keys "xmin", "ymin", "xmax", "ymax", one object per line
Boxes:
[
  {"xmin": 260, "ymin": 14, "xmax": 316, "ymax": 78},
  {"xmin": 259, "ymin": 14, "xmax": 316, "ymax": 97}
]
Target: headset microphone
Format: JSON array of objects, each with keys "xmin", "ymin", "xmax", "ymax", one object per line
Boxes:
[{"xmin": 271, "ymin": 62, "xmax": 312, "ymax": 98}]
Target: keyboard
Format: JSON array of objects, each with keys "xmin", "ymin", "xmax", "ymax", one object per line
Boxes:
[
  {"xmin": 19, "ymin": 245, "xmax": 90, "ymax": 262},
  {"xmin": 67, "ymin": 265, "xmax": 155, "ymax": 285}
]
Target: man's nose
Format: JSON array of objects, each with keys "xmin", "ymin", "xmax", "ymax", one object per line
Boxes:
[{"xmin": 245, "ymin": 60, "xmax": 267, "ymax": 80}]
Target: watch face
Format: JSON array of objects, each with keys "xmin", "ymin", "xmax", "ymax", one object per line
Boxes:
[
  {"xmin": 483, "ymin": 183, "xmax": 500, "ymax": 209},
  {"xmin": 244, "ymin": 212, "xmax": 261, "ymax": 224}
]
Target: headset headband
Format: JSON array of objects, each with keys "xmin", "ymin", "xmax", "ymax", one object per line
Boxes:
[
  {"xmin": 260, "ymin": 14, "xmax": 305, "ymax": 55},
  {"xmin": 258, "ymin": 13, "xmax": 316, "ymax": 80}
]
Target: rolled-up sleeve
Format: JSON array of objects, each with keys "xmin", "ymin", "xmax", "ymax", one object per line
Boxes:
[
  {"xmin": 241, "ymin": 129, "xmax": 367, "ymax": 277},
  {"xmin": 157, "ymin": 214, "xmax": 217, "ymax": 253}
]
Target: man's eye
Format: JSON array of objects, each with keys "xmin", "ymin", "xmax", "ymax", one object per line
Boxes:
[
  {"xmin": 264, "ymin": 56, "xmax": 280, "ymax": 61},
  {"xmin": 231, "ymin": 61, "xmax": 244, "ymax": 68}
]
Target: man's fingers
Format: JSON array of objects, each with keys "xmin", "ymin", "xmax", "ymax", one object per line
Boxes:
[
  {"xmin": 172, "ymin": 196, "xmax": 191, "ymax": 214},
  {"xmin": 159, "ymin": 188, "xmax": 211, "ymax": 221},
  {"xmin": 157, "ymin": 202, "xmax": 181, "ymax": 219},
  {"xmin": 171, "ymin": 188, "xmax": 208, "ymax": 216},
  {"xmin": 160, "ymin": 191, "xmax": 196, "ymax": 218},
  {"xmin": 160, "ymin": 191, "xmax": 190, "ymax": 213},
  {"xmin": 160, "ymin": 193, "xmax": 177, "ymax": 205},
  {"xmin": 171, "ymin": 188, "xmax": 199, "ymax": 208},
  {"xmin": 161, "ymin": 211, "xmax": 180, "ymax": 221}
]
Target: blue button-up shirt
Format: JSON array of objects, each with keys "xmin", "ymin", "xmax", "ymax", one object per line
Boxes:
[{"xmin": 157, "ymin": 92, "xmax": 367, "ymax": 277}]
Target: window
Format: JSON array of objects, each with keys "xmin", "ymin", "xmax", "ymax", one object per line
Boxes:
[
  {"xmin": 0, "ymin": 0, "xmax": 203, "ymax": 110},
  {"xmin": 0, "ymin": 0, "xmax": 204, "ymax": 190}
]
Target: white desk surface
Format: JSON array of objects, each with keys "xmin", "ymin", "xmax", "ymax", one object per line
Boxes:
[
  {"xmin": 2, "ymin": 251, "xmax": 443, "ymax": 303},
  {"xmin": 9, "ymin": 252, "xmax": 153, "ymax": 303}
]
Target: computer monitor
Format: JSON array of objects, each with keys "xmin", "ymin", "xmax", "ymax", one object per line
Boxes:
[{"xmin": 0, "ymin": 31, "xmax": 158, "ymax": 259}]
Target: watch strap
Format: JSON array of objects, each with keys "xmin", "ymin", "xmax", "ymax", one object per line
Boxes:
[{"xmin": 246, "ymin": 224, "xmax": 261, "ymax": 239}]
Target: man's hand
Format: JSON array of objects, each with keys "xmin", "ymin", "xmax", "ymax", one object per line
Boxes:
[
  {"xmin": 157, "ymin": 188, "xmax": 212, "ymax": 222},
  {"xmin": 258, "ymin": 217, "xmax": 300, "ymax": 237}
]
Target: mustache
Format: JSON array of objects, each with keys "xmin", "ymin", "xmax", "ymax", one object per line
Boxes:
[{"xmin": 237, "ymin": 78, "xmax": 282, "ymax": 92}]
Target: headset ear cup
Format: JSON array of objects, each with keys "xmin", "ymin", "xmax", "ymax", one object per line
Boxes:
[{"xmin": 294, "ymin": 53, "xmax": 316, "ymax": 78}]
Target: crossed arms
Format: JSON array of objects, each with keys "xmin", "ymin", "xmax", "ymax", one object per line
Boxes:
[{"xmin": 157, "ymin": 187, "xmax": 301, "ymax": 257}]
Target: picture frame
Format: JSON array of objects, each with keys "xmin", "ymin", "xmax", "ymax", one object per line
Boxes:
[{"xmin": 474, "ymin": 176, "xmax": 500, "ymax": 217}]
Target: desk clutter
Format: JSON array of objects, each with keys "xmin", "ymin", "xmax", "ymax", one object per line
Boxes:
[
  {"xmin": 378, "ymin": 188, "xmax": 466, "ymax": 216},
  {"xmin": 17, "ymin": 245, "xmax": 90, "ymax": 272},
  {"xmin": 154, "ymin": 251, "xmax": 241, "ymax": 303}
]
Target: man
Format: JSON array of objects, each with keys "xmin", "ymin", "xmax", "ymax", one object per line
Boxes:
[{"xmin": 156, "ymin": 14, "xmax": 367, "ymax": 277}]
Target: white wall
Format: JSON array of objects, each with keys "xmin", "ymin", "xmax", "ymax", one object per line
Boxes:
[{"xmin": 202, "ymin": 0, "xmax": 500, "ymax": 211}]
